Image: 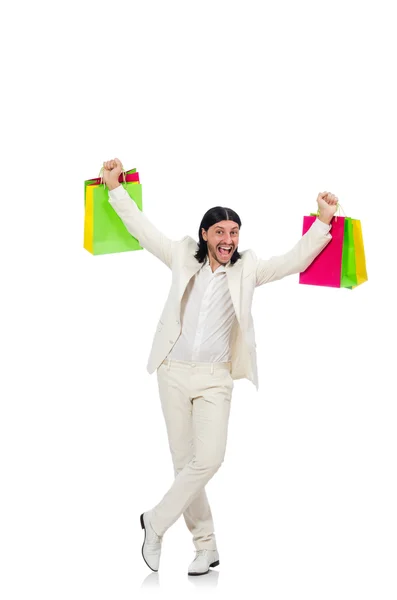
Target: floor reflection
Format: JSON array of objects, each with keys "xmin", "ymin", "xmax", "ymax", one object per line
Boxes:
[
  {"xmin": 140, "ymin": 571, "xmax": 160, "ymax": 588},
  {"xmin": 140, "ymin": 568, "xmax": 219, "ymax": 589},
  {"xmin": 187, "ymin": 569, "xmax": 219, "ymax": 588}
]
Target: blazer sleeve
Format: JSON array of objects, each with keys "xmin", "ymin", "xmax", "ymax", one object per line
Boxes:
[
  {"xmin": 255, "ymin": 218, "xmax": 332, "ymax": 287},
  {"xmin": 108, "ymin": 184, "xmax": 175, "ymax": 269}
]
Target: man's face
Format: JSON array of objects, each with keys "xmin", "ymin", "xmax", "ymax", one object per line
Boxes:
[{"xmin": 202, "ymin": 220, "xmax": 240, "ymax": 265}]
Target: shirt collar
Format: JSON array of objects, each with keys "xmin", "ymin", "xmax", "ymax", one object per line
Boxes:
[{"xmin": 203, "ymin": 255, "xmax": 230, "ymax": 273}]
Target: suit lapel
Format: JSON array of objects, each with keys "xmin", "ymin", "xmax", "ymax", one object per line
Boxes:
[{"xmin": 225, "ymin": 259, "xmax": 244, "ymax": 322}]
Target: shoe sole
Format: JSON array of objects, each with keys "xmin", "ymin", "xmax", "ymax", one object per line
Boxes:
[
  {"xmin": 188, "ymin": 559, "xmax": 220, "ymax": 576},
  {"xmin": 140, "ymin": 513, "xmax": 158, "ymax": 572}
]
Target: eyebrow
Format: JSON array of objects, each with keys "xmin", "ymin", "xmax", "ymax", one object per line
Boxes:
[{"xmin": 215, "ymin": 226, "xmax": 239, "ymax": 230}]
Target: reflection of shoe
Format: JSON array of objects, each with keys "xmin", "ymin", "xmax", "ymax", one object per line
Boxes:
[
  {"xmin": 188, "ymin": 549, "xmax": 220, "ymax": 576},
  {"xmin": 140, "ymin": 512, "xmax": 162, "ymax": 572}
]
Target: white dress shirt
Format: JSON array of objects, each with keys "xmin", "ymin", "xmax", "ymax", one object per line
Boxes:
[{"xmin": 168, "ymin": 256, "xmax": 236, "ymax": 364}]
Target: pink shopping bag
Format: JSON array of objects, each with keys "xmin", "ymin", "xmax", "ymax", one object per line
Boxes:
[{"xmin": 299, "ymin": 215, "xmax": 346, "ymax": 287}]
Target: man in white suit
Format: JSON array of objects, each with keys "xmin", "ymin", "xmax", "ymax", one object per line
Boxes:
[{"xmin": 103, "ymin": 158, "xmax": 339, "ymax": 576}]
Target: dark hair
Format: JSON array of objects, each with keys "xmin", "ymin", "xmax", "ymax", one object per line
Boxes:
[{"xmin": 194, "ymin": 206, "xmax": 242, "ymax": 266}]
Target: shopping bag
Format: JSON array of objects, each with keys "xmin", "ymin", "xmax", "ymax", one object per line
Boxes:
[
  {"xmin": 83, "ymin": 183, "xmax": 97, "ymax": 254},
  {"xmin": 351, "ymin": 219, "xmax": 368, "ymax": 287},
  {"xmin": 83, "ymin": 167, "xmax": 143, "ymax": 256},
  {"xmin": 339, "ymin": 216, "xmax": 368, "ymax": 289},
  {"xmin": 341, "ymin": 217, "xmax": 357, "ymax": 288},
  {"xmin": 299, "ymin": 215, "xmax": 346, "ymax": 287}
]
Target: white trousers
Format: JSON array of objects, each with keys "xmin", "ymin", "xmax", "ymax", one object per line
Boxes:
[{"xmin": 150, "ymin": 358, "xmax": 234, "ymax": 550}]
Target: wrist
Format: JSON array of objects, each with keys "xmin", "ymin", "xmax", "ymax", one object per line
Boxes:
[
  {"xmin": 318, "ymin": 213, "xmax": 332, "ymax": 225},
  {"xmin": 107, "ymin": 181, "xmax": 121, "ymax": 191}
]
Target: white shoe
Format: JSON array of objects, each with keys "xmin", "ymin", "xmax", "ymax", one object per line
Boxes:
[
  {"xmin": 140, "ymin": 512, "xmax": 162, "ymax": 571},
  {"xmin": 188, "ymin": 549, "xmax": 220, "ymax": 576}
]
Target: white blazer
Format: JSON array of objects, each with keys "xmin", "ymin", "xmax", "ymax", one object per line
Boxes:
[{"xmin": 108, "ymin": 187, "xmax": 332, "ymax": 390}]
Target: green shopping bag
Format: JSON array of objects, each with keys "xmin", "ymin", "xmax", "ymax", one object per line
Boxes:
[
  {"xmin": 341, "ymin": 217, "xmax": 357, "ymax": 288},
  {"xmin": 84, "ymin": 174, "xmax": 143, "ymax": 256}
]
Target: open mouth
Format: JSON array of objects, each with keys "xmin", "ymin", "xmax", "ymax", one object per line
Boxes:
[{"xmin": 218, "ymin": 246, "xmax": 233, "ymax": 257}]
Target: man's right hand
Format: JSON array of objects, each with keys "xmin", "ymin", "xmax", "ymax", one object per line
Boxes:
[{"xmin": 102, "ymin": 158, "xmax": 123, "ymax": 190}]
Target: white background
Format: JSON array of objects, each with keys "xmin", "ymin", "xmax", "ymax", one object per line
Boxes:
[{"xmin": 1, "ymin": 0, "xmax": 396, "ymax": 598}]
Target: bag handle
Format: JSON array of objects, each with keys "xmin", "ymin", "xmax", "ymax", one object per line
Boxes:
[{"xmin": 98, "ymin": 162, "xmax": 126, "ymax": 188}]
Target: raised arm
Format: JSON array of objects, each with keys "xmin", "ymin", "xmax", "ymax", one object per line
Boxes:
[
  {"xmin": 104, "ymin": 158, "xmax": 175, "ymax": 269},
  {"xmin": 255, "ymin": 217, "xmax": 332, "ymax": 286},
  {"xmin": 255, "ymin": 191, "xmax": 339, "ymax": 286}
]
